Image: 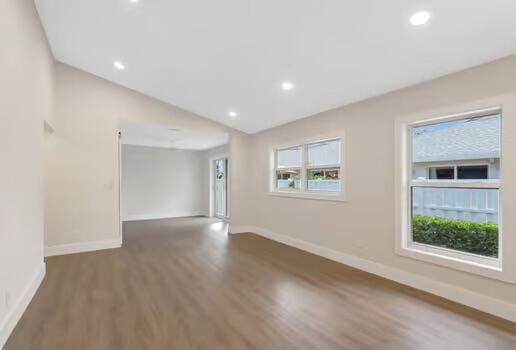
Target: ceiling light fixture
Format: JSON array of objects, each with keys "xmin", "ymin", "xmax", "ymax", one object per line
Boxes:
[
  {"xmin": 113, "ymin": 61, "xmax": 126, "ymax": 70},
  {"xmin": 410, "ymin": 11, "xmax": 431, "ymax": 26},
  {"xmin": 229, "ymin": 111, "xmax": 238, "ymax": 118},
  {"xmin": 281, "ymin": 81, "xmax": 295, "ymax": 91}
]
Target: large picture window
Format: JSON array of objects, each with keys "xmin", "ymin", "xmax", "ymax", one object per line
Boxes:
[
  {"xmin": 272, "ymin": 138, "xmax": 344, "ymax": 200},
  {"xmin": 407, "ymin": 111, "xmax": 501, "ymax": 265}
]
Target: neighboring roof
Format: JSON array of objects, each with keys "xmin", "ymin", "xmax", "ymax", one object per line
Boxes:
[{"xmin": 413, "ymin": 115, "xmax": 500, "ymax": 163}]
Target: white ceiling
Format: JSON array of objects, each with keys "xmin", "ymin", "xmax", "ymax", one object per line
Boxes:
[
  {"xmin": 121, "ymin": 122, "xmax": 229, "ymax": 150},
  {"xmin": 36, "ymin": 0, "xmax": 516, "ymax": 133}
]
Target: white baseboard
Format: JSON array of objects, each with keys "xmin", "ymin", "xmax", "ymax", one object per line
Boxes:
[
  {"xmin": 45, "ymin": 236, "xmax": 122, "ymax": 257},
  {"xmin": 243, "ymin": 225, "xmax": 516, "ymax": 323},
  {"xmin": 0, "ymin": 262, "xmax": 46, "ymax": 349},
  {"xmin": 228, "ymin": 225, "xmax": 255, "ymax": 234},
  {"xmin": 122, "ymin": 211, "xmax": 206, "ymax": 222}
]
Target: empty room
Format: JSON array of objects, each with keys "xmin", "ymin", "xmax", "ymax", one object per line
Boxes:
[
  {"xmin": 120, "ymin": 122, "xmax": 230, "ymax": 222},
  {"xmin": 1, "ymin": 0, "xmax": 516, "ymax": 349}
]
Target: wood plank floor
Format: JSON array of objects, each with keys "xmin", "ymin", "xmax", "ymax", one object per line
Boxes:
[{"xmin": 6, "ymin": 217, "xmax": 516, "ymax": 349}]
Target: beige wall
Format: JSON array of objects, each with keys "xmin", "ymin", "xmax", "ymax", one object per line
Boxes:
[
  {"xmin": 122, "ymin": 145, "xmax": 207, "ymax": 221},
  {"xmin": 228, "ymin": 132, "xmax": 252, "ymax": 227},
  {"xmin": 0, "ymin": 0, "xmax": 53, "ymax": 344},
  {"xmin": 5, "ymin": 0, "xmax": 512, "ymax": 325},
  {"xmin": 46, "ymin": 62, "xmax": 249, "ymax": 248},
  {"xmin": 243, "ymin": 56, "xmax": 516, "ymax": 306}
]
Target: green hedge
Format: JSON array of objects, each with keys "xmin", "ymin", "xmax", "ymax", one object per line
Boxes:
[{"xmin": 412, "ymin": 215, "xmax": 498, "ymax": 258}]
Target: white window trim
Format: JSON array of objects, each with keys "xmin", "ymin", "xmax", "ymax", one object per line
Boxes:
[
  {"xmin": 407, "ymin": 110, "xmax": 502, "ymax": 268},
  {"xmin": 395, "ymin": 103, "xmax": 516, "ymax": 284},
  {"xmin": 269, "ymin": 133, "xmax": 346, "ymax": 202}
]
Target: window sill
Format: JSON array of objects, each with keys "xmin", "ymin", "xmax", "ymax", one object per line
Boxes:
[
  {"xmin": 268, "ymin": 191, "xmax": 347, "ymax": 202},
  {"xmin": 395, "ymin": 243, "xmax": 516, "ymax": 283}
]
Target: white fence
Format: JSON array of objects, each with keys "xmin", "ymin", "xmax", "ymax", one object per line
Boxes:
[
  {"xmin": 275, "ymin": 181, "xmax": 498, "ymax": 224},
  {"xmin": 412, "ymin": 187, "xmax": 499, "ymax": 223},
  {"xmin": 308, "ymin": 180, "xmax": 341, "ymax": 192},
  {"xmin": 277, "ymin": 180, "xmax": 340, "ymax": 192},
  {"xmin": 277, "ymin": 180, "xmax": 301, "ymax": 190}
]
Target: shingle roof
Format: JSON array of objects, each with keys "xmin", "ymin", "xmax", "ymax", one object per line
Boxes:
[{"xmin": 413, "ymin": 115, "xmax": 500, "ymax": 163}]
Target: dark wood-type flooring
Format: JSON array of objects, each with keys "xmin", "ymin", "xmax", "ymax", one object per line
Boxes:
[{"xmin": 6, "ymin": 217, "xmax": 516, "ymax": 349}]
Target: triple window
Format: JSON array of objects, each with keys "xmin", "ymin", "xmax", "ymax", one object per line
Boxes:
[{"xmin": 273, "ymin": 139, "xmax": 342, "ymax": 195}]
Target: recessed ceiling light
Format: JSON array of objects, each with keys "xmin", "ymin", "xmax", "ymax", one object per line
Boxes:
[
  {"xmin": 281, "ymin": 81, "xmax": 295, "ymax": 91},
  {"xmin": 410, "ymin": 11, "xmax": 431, "ymax": 26},
  {"xmin": 128, "ymin": 0, "xmax": 141, "ymax": 3},
  {"xmin": 229, "ymin": 111, "xmax": 238, "ymax": 118},
  {"xmin": 113, "ymin": 61, "xmax": 126, "ymax": 70}
]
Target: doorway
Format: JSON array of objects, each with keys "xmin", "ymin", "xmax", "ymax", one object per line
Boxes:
[
  {"xmin": 213, "ymin": 158, "xmax": 228, "ymax": 219},
  {"xmin": 118, "ymin": 122, "xmax": 230, "ymax": 237}
]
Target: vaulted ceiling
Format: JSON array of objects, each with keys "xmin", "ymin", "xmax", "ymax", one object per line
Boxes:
[{"xmin": 36, "ymin": 0, "xmax": 516, "ymax": 133}]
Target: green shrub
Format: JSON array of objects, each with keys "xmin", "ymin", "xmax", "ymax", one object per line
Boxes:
[{"xmin": 412, "ymin": 215, "xmax": 498, "ymax": 258}]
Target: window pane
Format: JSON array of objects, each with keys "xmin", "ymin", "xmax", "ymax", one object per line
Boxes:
[
  {"xmin": 215, "ymin": 159, "xmax": 226, "ymax": 179},
  {"xmin": 411, "ymin": 186, "xmax": 499, "ymax": 257},
  {"xmin": 429, "ymin": 167, "xmax": 454, "ymax": 180},
  {"xmin": 412, "ymin": 114, "xmax": 500, "ymax": 180},
  {"xmin": 457, "ymin": 165, "xmax": 488, "ymax": 180},
  {"xmin": 276, "ymin": 169, "xmax": 300, "ymax": 191},
  {"xmin": 307, "ymin": 168, "xmax": 341, "ymax": 192},
  {"xmin": 277, "ymin": 147, "xmax": 302, "ymax": 168},
  {"xmin": 307, "ymin": 140, "xmax": 340, "ymax": 166}
]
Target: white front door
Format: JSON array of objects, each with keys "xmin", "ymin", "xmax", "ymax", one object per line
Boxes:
[{"xmin": 214, "ymin": 158, "xmax": 228, "ymax": 218}]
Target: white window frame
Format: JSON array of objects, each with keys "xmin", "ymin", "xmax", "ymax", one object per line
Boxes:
[
  {"xmin": 395, "ymin": 104, "xmax": 516, "ymax": 283},
  {"xmin": 269, "ymin": 134, "xmax": 346, "ymax": 202},
  {"xmin": 274, "ymin": 145, "xmax": 303, "ymax": 192},
  {"xmin": 409, "ymin": 111, "xmax": 502, "ymax": 268}
]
